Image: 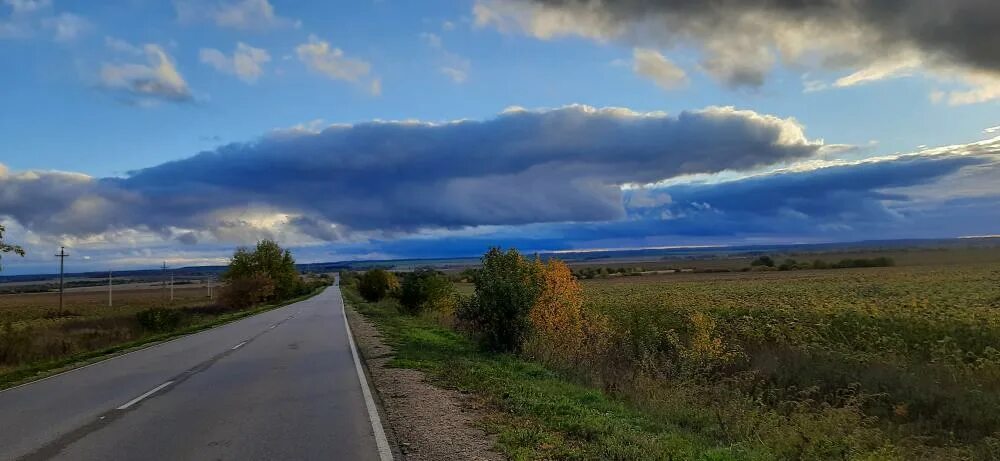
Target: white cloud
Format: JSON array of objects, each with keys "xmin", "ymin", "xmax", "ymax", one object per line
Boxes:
[
  {"xmin": 105, "ymin": 36, "xmax": 142, "ymax": 55},
  {"xmin": 420, "ymin": 32, "xmax": 442, "ymax": 49},
  {"xmin": 295, "ymin": 34, "xmax": 379, "ymax": 92},
  {"xmin": 3, "ymin": 0, "xmax": 50, "ymax": 14},
  {"xmin": 200, "ymin": 42, "xmax": 271, "ymax": 83},
  {"xmin": 101, "ymin": 43, "xmax": 192, "ymax": 104},
  {"xmin": 632, "ymin": 48, "xmax": 687, "ymax": 90},
  {"xmin": 985, "ymin": 126, "xmax": 1000, "ymax": 134},
  {"xmin": 43, "ymin": 12, "xmax": 90, "ymax": 42},
  {"xmin": 175, "ymin": 0, "xmax": 298, "ymax": 30},
  {"xmin": 420, "ymin": 31, "xmax": 472, "ymax": 84}
]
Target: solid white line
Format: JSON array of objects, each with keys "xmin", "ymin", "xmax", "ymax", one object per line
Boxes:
[
  {"xmin": 341, "ymin": 291, "xmax": 394, "ymax": 461},
  {"xmin": 116, "ymin": 381, "xmax": 173, "ymax": 410},
  {"xmin": 231, "ymin": 341, "xmax": 247, "ymax": 350}
]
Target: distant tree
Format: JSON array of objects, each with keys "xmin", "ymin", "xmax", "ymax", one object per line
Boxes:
[
  {"xmin": 0, "ymin": 224, "xmax": 25, "ymax": 272},
  {"xmin": 750, "ymin": 255, "xmax": 775, "ymax": 267},
  {"xmin": 398, "ymin": 268, "xmax": 454, "ymax": 314},
  {"xmin": 358, "ymin": 269, "xmax": 399, "ymax": 302},
  {"xmin": 222, "ymin": 240, "xmax": 302, "ymax": 303}
]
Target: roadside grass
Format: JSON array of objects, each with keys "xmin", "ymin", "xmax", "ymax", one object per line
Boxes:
[
  {"xmin": 0, "ymin": 286, "xmax": 327, "ymax": 390},
  {"xmin": 344, "ymin": 286, "xmax": 763, "ymax": 461}
]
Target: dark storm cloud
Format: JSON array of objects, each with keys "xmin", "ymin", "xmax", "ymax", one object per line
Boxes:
[
  {"xmin": 524, "ymin": 0, "xmax": 1000, "ymax": 68},
  {"xmin": 0, "ymin": 105, "xmax": 820, "ymax": 240},
  {"xmin": 479, "ymin": 0, "xmax": 1000, "ymax": 92}
]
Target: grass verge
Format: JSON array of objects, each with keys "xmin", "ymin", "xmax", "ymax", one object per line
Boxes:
[
  {"xmin": 0, "ymin": 286, "xmax": 327, "ymax": 391},
  {"xmin": 344, "ymin": 286, "xmax": 764, "ymax": 461}
]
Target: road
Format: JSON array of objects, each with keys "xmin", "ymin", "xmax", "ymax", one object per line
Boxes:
[{"xmin": 0, "ymin": 286, "xmax": 391, "ymax": 460}]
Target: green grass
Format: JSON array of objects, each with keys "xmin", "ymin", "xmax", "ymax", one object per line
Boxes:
[
  {"xmin": 0, "ymin": 286, "xmax": 327, "ymax": 390},
  {"xmin": 344, "ymin": 286, "xmax": 765, "ymax": 461}
]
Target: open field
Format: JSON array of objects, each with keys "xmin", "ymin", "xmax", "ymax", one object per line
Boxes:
[{"xmin": 355, "ymin": 249, "xmax": 1000, "ymax": 460}]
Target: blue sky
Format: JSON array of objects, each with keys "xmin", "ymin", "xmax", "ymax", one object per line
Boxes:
[{"xmin": 0, "ymin": 0, "xmax": 998, "ymax": 274}]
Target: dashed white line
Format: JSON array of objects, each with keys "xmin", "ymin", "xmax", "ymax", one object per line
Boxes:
[
  {"xmin": 116, "ymin": 381, "xmax": 173, "ymax": 410},
  {"xmin": 231, "ymin": 341, "xmax": 248, "ymax": 350},
  {"xmin": 269, "ymin": 324, "xmax": 277, "ymax": 329}
]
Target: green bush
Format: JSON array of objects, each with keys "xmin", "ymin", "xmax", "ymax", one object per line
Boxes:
[
  {"xmin": 358, "ymin": 269, "xmax": 399, "ymax": 302},
  {"xmin": 135, "ymin": 308, "xmax": 183, "ymax": 332},
  {"xmin": 458, "ymin": 247, "xmax": 541, "ymax": 352},
  {"xmin": 398, "ymin": 268, "xmax": 454, "ymax": 315}
]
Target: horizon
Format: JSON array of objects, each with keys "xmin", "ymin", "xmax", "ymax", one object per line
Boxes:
[
  {"xmin": 3, "ymin": 235, "xmax": 997, "ymax": 278},
  {"xmin": 1, "ymin": 0, "xmax": 998, "ymax": 276}
]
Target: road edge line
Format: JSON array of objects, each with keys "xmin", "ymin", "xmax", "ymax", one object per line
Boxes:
[{"xmin": 341, "ymin": 289, "xmax": 394, "ymax": 461}]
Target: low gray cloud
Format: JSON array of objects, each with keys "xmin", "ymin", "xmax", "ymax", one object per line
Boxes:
[{"xmin": 0, "ymin": 105, "xmax": 820, "ymax": 242}]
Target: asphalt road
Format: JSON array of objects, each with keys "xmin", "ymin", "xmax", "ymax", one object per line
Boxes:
[{"xmin": 0, "ymin": 286, "xmax": 389, "ymax": 460}]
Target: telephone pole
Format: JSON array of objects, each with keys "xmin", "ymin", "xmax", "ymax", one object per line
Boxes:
[
  {"xmin": 108, "ymin": 270, "xmax": 113, "ymax": 307},
  {"xmin": 55, "ymin": 246, "xmax": 69, "ymax": 310},
  {"xmin": 161, "ymin": 262, "xmax": 168, "ymax": 299}
]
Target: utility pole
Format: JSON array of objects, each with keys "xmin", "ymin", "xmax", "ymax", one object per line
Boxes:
[
  {"xmin": 207, "ymin": 276, "xmax": 213, "ymax": 299},
  {"xmin": 170, "ymin": 273, "xmax": 174, "ymax": 301},
  {"xmin": 161, "ymin": 261, "xmax": 167, "ymax": 299},
  {"xmin": 55, "ymin": 246, "xmax": 69, "ymax": 310},
  {"xmin": 108, "ymin": 270, "xmax": 113, "ymax": 307}
]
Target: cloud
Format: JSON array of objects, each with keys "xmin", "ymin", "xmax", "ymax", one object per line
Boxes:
[
  {"xmin": 632, "ymin": 48, "xmax": 686, "ymax": 90},
  {"xmin": 1, "ymin": 0, "xmax": 89, "ymax": 42},
  {"xmin": 421, "ymin": 31, "xmax": 472, "ymax": 84},
  {"xmin": 0, "ymin": 105, "xmax": 821, "ymax": 243},
  {"xmin": 100, "ymin": 43, "xmax": 192, "ymax": 104},
  {"xmin": 3, "ymin": 0, "xmax": 50, "ymax": 14},
  {"xmin": 200, "ymin": 42, "xmax": 271, "ymax": 83},
  {"xmin": 174, "ymin": 0, "xmax": 298, "ymax": 30},
  {"xmin": 474, "ymin": 0, "xmax": 1000, "ymax": 103},
  {"xmin": 43, "ymin": 12, "xmax": 90, "ymax": 42},
  {"xmin": 296, "ymin": 34, "xmax": 379, "ymax": 93}
]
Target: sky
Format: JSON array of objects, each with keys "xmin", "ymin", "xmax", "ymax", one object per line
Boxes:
[{"xmin": 0, "ymin": 0, "xmax": 998, "ymax": 274}]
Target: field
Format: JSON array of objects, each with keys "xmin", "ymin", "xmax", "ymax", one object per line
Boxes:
[
  {"xmin": 0, "ymin": 283, "xmax": 219, "ymax": 380},
  {"xmin": 355, "ymin": 251, "xmax": 1000, "ymax": 460},
  {"xmin": 573, "ymin": 263, "xmax": 1000, "ymax": 459}
]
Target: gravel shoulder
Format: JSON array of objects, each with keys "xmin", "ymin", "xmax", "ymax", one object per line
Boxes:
[{"xmin": 345, "ymin": 306, "xmax": 502, "ymax": 461}]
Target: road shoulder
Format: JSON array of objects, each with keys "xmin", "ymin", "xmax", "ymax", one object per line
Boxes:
[{"xmin": 345, "ymin": 304, "xmax": 501, "ymax": 461}]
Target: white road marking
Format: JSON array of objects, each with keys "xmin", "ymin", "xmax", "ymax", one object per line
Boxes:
[
  {"xmin": 269, "ymin": 324, "xmax": 277, "ymax": 329},
  {"xmin": 116, "ymin": 381, "xmax": 173, "ymax": 410},
  {"xmin": 341, "ymin": 294, "xmax": 394, "ymax": 461},
  {"xmin": 231, "ymin": 341, "xmax": 247, "ymax": 350}
]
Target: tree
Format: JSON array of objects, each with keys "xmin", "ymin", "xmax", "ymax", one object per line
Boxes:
[
  {"xmin": 529, "ymin": 259, "xmax": 586, "ymax": 362},
  {"xmin": 222, "ymin": 240, "xmax": 302, "ymax": 304},
  {"xmin": 398, "ymin": 268, "xmax": 454, "ymax": 314},
  {"xmin": 358, "ymin": 269, "xmax": 399, "ymax": 302},
  {"xmin": 458, "ymin": 248, "xmax": 542, "ymax": 352},
  {"xmin": 750, "ymin": 255, "xmax": 775, "ymax": 267},
  {"xmin": 0, "ymin": 224, "xmax": 25, "ymax": 272}
]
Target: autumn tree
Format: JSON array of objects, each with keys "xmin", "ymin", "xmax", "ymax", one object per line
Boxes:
[
  {"xmin": 0, "ymin": 224, "xmax": 25, "ymax": 272},
  {"xmin": 528, "ymin": 259, "xmax": 586, "ymax": 362}
]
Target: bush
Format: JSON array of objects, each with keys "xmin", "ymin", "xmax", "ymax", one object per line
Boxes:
[
  {"xmin": 458, "ymin": 248, "xmax": 542, "ymax": 352},
  {"xmin": 219, "ymin": 273, "xmax": 275, "ymax": 309},
  {"xmin": 398, "ymin": 268, "xmax": 454, "ymax": 315},
  {"xmin": 135, "ymin": 308, "xmax": 183, "ymax": 332},
  {"xmin": 751, "ymin": 255, "xmax": 775, "ymax": 267},
  {"xmin": 358, "ymin": 269, "xmax": 399, "ymax": 302}
]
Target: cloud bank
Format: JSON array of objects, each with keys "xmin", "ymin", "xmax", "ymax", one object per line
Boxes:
[{"xmin": 0, "ymin": 106, "xmax": 995, "ymax": 266}]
